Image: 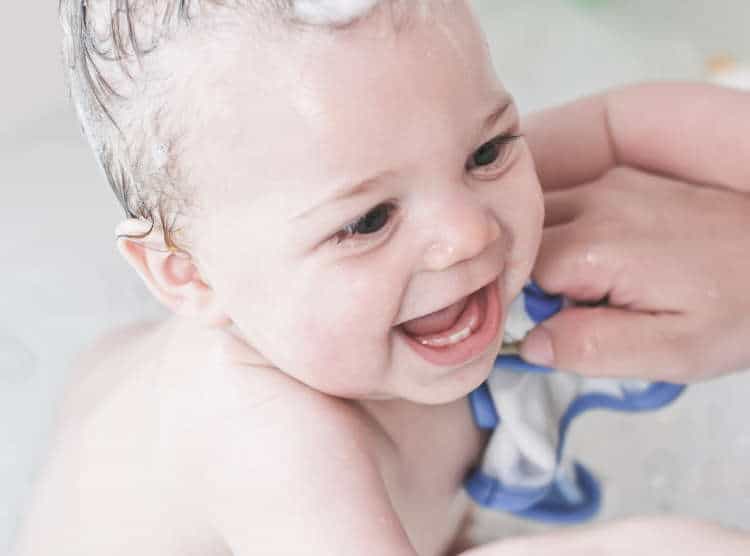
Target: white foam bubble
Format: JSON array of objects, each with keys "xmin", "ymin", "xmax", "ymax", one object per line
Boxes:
[{"xmin": 293, "ymin": 0, "xmax": 382, "ymax": 25}]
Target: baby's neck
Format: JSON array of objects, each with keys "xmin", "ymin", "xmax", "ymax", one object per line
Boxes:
[
  {"xmin": 358, "ymin": 397, "xmax": 430, "ymax": 435},
  {"xmin": 209, "ymin": 322, "xmax": 475, "ymax": 452},
  {"xmin": 356, "ymin": 394, "xmax": 480, "ymax": 459}
]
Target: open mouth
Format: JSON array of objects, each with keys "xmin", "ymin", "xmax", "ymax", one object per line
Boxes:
[{"xmin": 398, "ymin": 280, "xmax": 502, "ymax": 367}]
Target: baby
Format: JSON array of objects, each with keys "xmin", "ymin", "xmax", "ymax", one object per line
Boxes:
[{"xmin": 13, "ymin": 1, "xmax": 679, "ymax": 555}]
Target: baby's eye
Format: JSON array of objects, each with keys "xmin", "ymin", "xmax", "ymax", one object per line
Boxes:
[
  {"xmin": 334, "ymin": 202, "xmax": 397, "ymax": 246},
  {"xmin": 465, "ymin": 133, "xmax": 522, "ymax": 177}
]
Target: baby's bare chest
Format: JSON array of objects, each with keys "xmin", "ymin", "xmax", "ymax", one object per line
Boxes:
[{"xmin": 367, "ymin": 398, "xmax": 486, "ymax": 554}]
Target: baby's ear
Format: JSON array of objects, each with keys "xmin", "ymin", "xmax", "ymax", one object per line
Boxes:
[{"xmin": 115, "ymin": 219, "xmax": 230, "ymax": 327}]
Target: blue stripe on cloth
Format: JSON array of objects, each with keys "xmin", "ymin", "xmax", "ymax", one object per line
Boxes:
[
  {"xmin": 465, "ymin": 377, "xmax": 685, "ymax": 522},
  {"xmin": 464, "ymin": 469, "xmax": 549, "ymax": 512},
  {"xmin": 467, "ymin": 382, "xmax": 500, "ymax": 429},
  {"xmin": 511, "ymin": 463, "xmax": 601, "ymax": 524},
  {"xmin": 495, "ymin": 354, "xmax": 554, "ymax": 373},
  {"xmin": 554, "ymin": 382, "xmax": 686, "ymax": 462},
  {"xmin": 523, "ymin": 282, "xmax": 564, "ymax": 323}
]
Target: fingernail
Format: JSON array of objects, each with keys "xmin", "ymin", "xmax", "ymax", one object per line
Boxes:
[{"xmin": 521, "ymin": 326, "xmax": 555, "ymax": 367}]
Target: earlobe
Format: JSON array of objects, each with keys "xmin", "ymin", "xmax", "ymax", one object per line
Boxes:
[{"xmin": 115, "ymin": 219, "xmax": 231, "ymax": 327}]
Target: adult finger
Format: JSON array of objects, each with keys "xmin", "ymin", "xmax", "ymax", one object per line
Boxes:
[
  {"xmin": 519, "ymin": 305, "xmax": 703, "ymax": 382},
  {"xmin": 523, "ymin": 93, "xmax": 615, "ymax": 192},
  {"xmin": 543, "ymin": 189, "xmax": 584, "ymax": 228},
  {"xmin": 531, "ymin": 223, "xmax": 619, "ymax": 303},
  {"xmin": 532, "ymin": 216, "xmax": 686, "ymax": 311}
]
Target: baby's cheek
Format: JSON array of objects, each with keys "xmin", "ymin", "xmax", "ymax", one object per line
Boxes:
[
  {"xmin": 283, "ymin": 280, "xmax": 363, "ymax": 357},
  {"xmin": 320, "ymin": 257, "xmax": 402, "ymax": 324},
  {"xmin": 494, "ymin": 164, "xmax": 544, "ymax": 300},
  {"xmin": 287, "ymin": 270, "xmax": 398, "ymax": 387},
  {"xmin": 286, "ymin": 316, "xmax": 385, "ymax": 397}
]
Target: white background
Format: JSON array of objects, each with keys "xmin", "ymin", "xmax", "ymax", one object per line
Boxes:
[{"xmin": 2, "ymin": 1, "xmax": 749, "ymax": 551}]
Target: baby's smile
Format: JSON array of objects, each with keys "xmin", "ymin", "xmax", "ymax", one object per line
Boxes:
[{"xmin": 398, "ymin": 278, "xmax": 502, "ymax": 367}]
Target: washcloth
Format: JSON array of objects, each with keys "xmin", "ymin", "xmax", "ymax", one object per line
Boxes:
[{"xmin": 464, "ymin": 283, "xmax": 685, "ymax": 523}]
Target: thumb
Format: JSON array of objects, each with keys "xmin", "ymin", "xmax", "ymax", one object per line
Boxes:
[{"xmin": 519, "ymin": 306, "xmax": 697, "ymax": 382}]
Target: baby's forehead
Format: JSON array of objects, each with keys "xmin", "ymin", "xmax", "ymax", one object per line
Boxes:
[
  {"xmin": 89, "ymin": 1, "xmax": 502, "ymax": 205},
  {"xmin": 176, "ymin": 2, "xmax": 504, "ymax": 202},
  {"xmin": 174, "ymin": 0, "xmax": 493, "ymax": 119}
]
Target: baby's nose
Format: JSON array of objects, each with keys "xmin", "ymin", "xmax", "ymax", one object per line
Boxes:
[{"xmin": 421, "ymin": 196, "xmax": 501, "ymax": 272}]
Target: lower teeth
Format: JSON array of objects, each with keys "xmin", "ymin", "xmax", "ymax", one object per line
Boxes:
[
  {"xmin": 415, "ymin": 307, "xmax": 479, "ymax": 347},
  {"xmin": 418, "ymin": 325, "xmax": 474, "ymax": 347}
]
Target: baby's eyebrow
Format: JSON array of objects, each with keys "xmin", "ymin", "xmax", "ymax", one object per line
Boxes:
[
  {"xmin": 294, "ymin": 95, "xmax": 514, "ymax": 223},
  {"xmin": 294, "ymin": 171, "xmax": 395, "ymax": 222},
  {"xmin": 480, "ymin": 94, "xmax": 515, "ymax": 135}
]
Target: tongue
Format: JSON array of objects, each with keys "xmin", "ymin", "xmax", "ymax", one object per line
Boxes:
[{"xmin": 402, "ymin": 296, "xmax": 469, "ymax": 337}]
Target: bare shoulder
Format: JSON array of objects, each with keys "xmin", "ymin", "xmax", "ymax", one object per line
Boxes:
[
  {"xmin": 191, "ymin": 355, "xmax": 389, "ymax": 486},
  {"xmin": 15, "ymin": 319, "xmax": 237, "ymax": 555},
  {"xmin": 21, "ymin": 320, "xmax": 414, "ymax": 555},
  {"xmin": 188, "ymin": 365, "xmax": 415, "ymax": 555},
  {"xmin": 55, "ymin": 318, "xmax": 167, "ymax": 429}
]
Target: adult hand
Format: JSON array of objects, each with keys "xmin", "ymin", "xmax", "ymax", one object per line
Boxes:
[
  {"xmin": 519, "ymin": 82, "xmax": 750, "ymax": 381},
  {"xmin": 522, "ymin": 166, "xmax": 750, "ymax": 381},
  {"xmin": 459, "ymin": 516, "xmax": 750, "ymax": 556}
]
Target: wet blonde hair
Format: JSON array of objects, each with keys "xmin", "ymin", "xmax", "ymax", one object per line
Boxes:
[{"xmin": 59, "ymin": 0, "xmax": 440, "ymax": 254}]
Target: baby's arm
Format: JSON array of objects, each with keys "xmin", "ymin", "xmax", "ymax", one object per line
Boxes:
[
  {"xmin": 195, "ymin": 375, "xmax": 417, "ymax": 556},
  {"xmin": 523, "ymin": 82, "xmax": 750, "ymax": 193}
]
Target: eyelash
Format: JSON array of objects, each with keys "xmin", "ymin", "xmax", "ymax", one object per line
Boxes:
[
  {"xmin": 333, "ymin": 201, "xmax": 399, "ymax": 247},
  {"xmin": 330, "ymin": 133, "xmax": 521, "ymax": 248},
  {"xmin": 465, "ymin": 133, "xmax": 522, "ymax": 177}
]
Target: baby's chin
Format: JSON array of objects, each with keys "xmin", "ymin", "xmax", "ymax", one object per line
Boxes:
[
  {"xmin": 290, "ymin": 355, "xmax": 495, "ymax": 406},
  {"xmin": 385, "ymin": 346, "xmax": 502, "ymax": 407},
  {"xmin": 408, "ymin": 352, "xmax": 499, "ymax": 405}
]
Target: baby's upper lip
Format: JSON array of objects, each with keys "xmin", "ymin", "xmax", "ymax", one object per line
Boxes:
[
  {"xmin": 394, "ymin": 272, "xmax": 500, "ymax": 328},
  {"xmin": 393, "ymin": 238, "xmax": 507, "ymax": 327}
]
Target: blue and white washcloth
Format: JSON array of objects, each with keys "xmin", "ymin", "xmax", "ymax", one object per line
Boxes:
[{"xmin": 464, "ymin": 283, "xmax": 685, "ymax": 524}]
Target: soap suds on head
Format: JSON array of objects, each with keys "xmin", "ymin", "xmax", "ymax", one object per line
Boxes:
[
  {"xmin": 292, "ymin": 0, "xmax": 449, "ymax": 26},
  {"xmin": 293, "ymin": 0, "xmax": 381, "ymax": 24}
]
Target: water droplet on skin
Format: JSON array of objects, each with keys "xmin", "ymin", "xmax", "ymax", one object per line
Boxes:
[
  {"xmin": 706, "ymin": 288, "xmax": 720, "ymax": 300},
  {"xmin": 424, "ymin": 242, "xmax": 456, "ymax": 270},
  {"xmin": 584, "ymin": 250, "xmax": 599, "ymax": 266}
]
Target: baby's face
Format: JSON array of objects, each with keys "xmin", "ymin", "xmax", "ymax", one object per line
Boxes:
[{"xmin": 186, "ymin": 1, "xmax": 543, "ymax": 403}]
